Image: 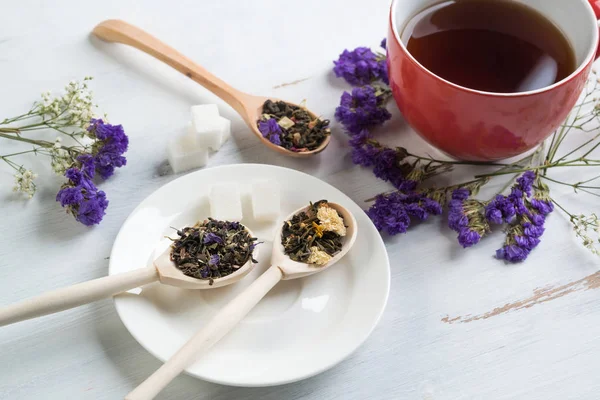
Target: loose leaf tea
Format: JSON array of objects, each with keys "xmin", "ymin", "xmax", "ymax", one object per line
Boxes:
[
  {"xmin": 281, "ymin": 200, "xmax": 346, "ymax": 265},
  {"xmin": 169, "ymin": 219, "xmax": 258, "ymax": 285},
  {"xmin": 258, "ymin": 100, "xmax": 330, "ymax": 152}
]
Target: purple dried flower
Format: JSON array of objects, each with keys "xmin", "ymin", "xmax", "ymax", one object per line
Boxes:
[
  {"xmin": 351, "ymin": 145, "xmax": 378, "ymax": 167},
  {"xmin": 523, "ymin": 222, "xmax": 545, "ymax": 238},
  {"xmin": 530, "ymin": 198, "xmax": 553, "ymax": 216},
  {"xmin": 88, "ymin": 119, "xmax": 129, "ymax": 180},
  {"xmin": 367, "ymin": 191, "xmax": 442, "ymax": 235},
  {"xmin": 56, "ymin": 187, "xmax": 84, "ymax": 206},
  {"xmin": 77, "ymin": 154, "xmax": 95, "ymax": 179},
  {"xmin": 209, "ymin": 254, "xmax": 220, "ymax": 267},
  {"xmin": 335, "ymin": 86, "xmax": 391, "ymax": 134},
  {"xmin": 496, "ymin": 244, "xmax": 529, "ymax": 262},
  {"xmin": 423, "ymin": 197, "xmax": 443, "ymax": 215},
  {"xmin": 204, "ymin": 233, "xmax": 224, "ymax": 245},
  {"xmin": 380, "ymin": 38, "xmax": 387, "ymax": 49},
  {"xmin": 366, "ymin": 192, "xmax": 411, "ymax": 235},
  {"xmin": 348, "ymin": 129, "xmax": 371, "ymax": 148},
  {"xmin": 333, "ymin": 47, "xmax": 382, "ymax": 86},
  {"xmin": 76, "ymin": 191, "xmax": 108, "ymax": 226},
  {"xmin": 516, "ymin": 171, "xmax": 535, "ymax": 196},
  {"xmin": 458, "ymin": 227, "xmax": 481, "ymax": 248},
  {"xmin": 485, "ymin": 195, "xmax": 515, "ymax": 224},
  {"xmin": 452, "ymin": 188, "xmax": 470, "ymax": 201},
  {"xmin": 258, "ymin": 118, "xmax": 283, "ymax": 146},
  {"xmin": 514, "ymin": 235, "xmax": 541, "ymax": 250}
]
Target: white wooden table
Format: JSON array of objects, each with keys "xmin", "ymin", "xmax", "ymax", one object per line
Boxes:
[{"xmin": 1, "ymin": 1, "xmax": 599, "ymax": 399}]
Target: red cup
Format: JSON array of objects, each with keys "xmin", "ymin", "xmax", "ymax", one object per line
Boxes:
[{"xmin": 387, "ymin": 0, "xmax": 600, "ymax": 161}]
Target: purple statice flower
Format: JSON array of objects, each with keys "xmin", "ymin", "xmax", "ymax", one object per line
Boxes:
[
  {"xmin": 447, "ymin": 188, "xmax": 471, "ymax": 231},
  {"xmin": 457, "ymin": 227, "xmax": 481, "ymax": 248},
  {"xmin": 335, "ymin": 86, "xmax": 391, "ymax": 134},
  {"xmin": 257, "ymin": 118, "xmax": 282, "ymax": 146},
  {"xmin": 514, "ymin": 235, "xmax": 541, "ymax": 250},
  {"xmin": 333, "ymin": 47, "xmax": 383, "ymax": 86},
  {"xmin": 380, "ymin": 38, "xmax": 387, "ymax": 49},
  {"xmin": 496, "ymin": 244, "xmax": 528, "ymax": 262},
  {"xmin": 56, "ymin": 187, "xmax": 84, "ymax": 206},
  {"xmin": 367, "ymin": 191, "xmax": 442, "ymax": 235},
  {"xmin": 209, "ymin": 254, "xmax": 220, "ymax": 267},
  {"xmin": 447, "ymin": 189, "xmax": 489, "ymax": 248},
  {"xmin": 351, "ymin": 145, "xmax": 379, "ymax": 167},
  {"xmin": 530, "ymin": 198, "xmax": 553, "ymax": 216},
  {"xmin": 204, "ymin": 233, "xmax": 224, "ymax": 245},
  {"xmin": 227, "ymin": 221, "xmax": 241, "ymax": 230},
  {"xmin": 76, "ymin": 191, "xmax": 108, "ymax": 226},
  {"xmin": 485, "ymin": 195, "xmax": 515, "ymax": 224},
  {"xmin": 56, "ymin": 167, "xmax": 108, "ymax": 226},
  {"xmin": 88, "ymin": 119, "xmax": 129, "ymax": 179},
  {"xmin": 348, "ymin": 129, "xmax": 371, "ymax": 148},
  {"xmin": 516, "ymin": 171, "xmax": 536, "ymax": 196},
  {"xmin": 77, "ymin": 154, "xmax": 96, "ymax": 179},
  {"xmin": 452, "ymin": 188, "xmax": 470, "ymax": 201},
  {"xmin": 367, "ymin": 192, "xmax": 411, "ymax": 235}
]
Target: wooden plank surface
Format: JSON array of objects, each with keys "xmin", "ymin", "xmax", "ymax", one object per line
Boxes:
[{"xmin": 0, "ymin": 0, "xmax": 599, "ymax": 399}]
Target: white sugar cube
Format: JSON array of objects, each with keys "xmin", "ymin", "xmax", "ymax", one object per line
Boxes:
[
  {"xmin": 210, "ymin": 183, "xmax": 243, "ymax": 221},
  {"xmin": 167, "ymin": 131, "xmax": 208, "ymax": 174},
  {"xmin": 251, "ymin": 180, "xmax": 280, "ymax": 222},
  {"xmin": 219, "ymin": 117, "xmax": 231, "ymax": 146},
  {"xmin": 191, "ymin": 116, "xmax": 231, "ymax": 151}
]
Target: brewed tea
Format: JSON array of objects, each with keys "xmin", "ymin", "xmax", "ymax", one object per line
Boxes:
[{"xmin": 402, "ymin": 0, "xmax": 576, "ymax": 93}]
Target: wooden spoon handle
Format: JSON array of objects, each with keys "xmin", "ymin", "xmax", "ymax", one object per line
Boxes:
[
  {"xmin": 92, "ymin": 19, "xmax": 247, "ymax": 116},
  {"xmin": 125, "ymin": 265, "xmax": 283, "ymax": 400},
  {"xmin": 0, "ymin": 266, "xmax": 158, "ymax": 327}
]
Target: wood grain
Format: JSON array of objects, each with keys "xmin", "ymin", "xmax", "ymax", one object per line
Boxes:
[{"xmin": 0, "ymin": 0, "xmax": 599, "ymax": 399}]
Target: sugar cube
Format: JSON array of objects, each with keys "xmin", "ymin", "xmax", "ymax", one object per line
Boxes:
[
  {"xmin": 167, "ymin": 131, "xmax": 208, "ymax": 174},
  {"xmin": 219, "ymin": 116, "xmax": 231, "ymax": 146},
  {"xmin": 210, "ymin": 183, "xmax": 243, "ymax": 221},
  {"xmin": 251, "ymin": 180, "xmax": 280, "ymax": 222},
  {"xmin": 191, "ymin": 115, "xmax": 231, "ymax": 151}
]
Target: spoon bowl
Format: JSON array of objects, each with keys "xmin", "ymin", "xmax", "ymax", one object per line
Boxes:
[
  {"xmin": 273, "ymin": 202, "xmax": 357, "ymax": 279},
  {"xmin": 92, "ymin": 19, "xmax": 330, "ymax": 158},
  {"xmin": 153, "ymin": 226, "xmax": 257, "ymax": 289}
]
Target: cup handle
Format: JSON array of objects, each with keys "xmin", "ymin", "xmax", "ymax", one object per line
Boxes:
[{"xmin": 588, "ymin": 0, "xmax": 600, "ymax": 59}]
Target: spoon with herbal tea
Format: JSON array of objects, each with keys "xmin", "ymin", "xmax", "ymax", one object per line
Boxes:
[
  {"xmin": 92, "ymin": 19, "xmax": 331, "ymax": 157},
  {"xmin": 126, "ymin": 201, "xmax": 357, "ymax": 400},
  {"xmin": 0, "ymin": 220, "xmax": 258, "ymax": 327}
]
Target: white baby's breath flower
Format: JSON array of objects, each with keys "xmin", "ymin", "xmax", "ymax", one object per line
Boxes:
[
  {"xmin": 12, "ymin": 167, "xmax": 38, "ymax": 199},
  {"xmin": 49, "ymin": 145, "xmax": 73, "ymax": 175},
  {"xmin": 37, "ymin": 78, "xmax": 97, "ymax": 128},
  {"xmin": 572, "ymin": 213, "xmax": 600, "ymax": 256}
]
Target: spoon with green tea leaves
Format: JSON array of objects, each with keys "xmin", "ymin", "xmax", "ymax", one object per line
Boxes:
[
  {"xmin": 126, "ymin": 201, "xmax": 357, "ymax": 400},
  {"xmin": 92, "ymin": 19, "xmax": 331, "ymax": 157},
  {"xmin": 0, "ymin": 220, "xmax": 258, "ymax": 327}
]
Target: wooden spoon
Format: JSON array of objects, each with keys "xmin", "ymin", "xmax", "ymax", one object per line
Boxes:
[
  {"xmin": 0, "ymin": 227, "xmax": 258, "ymax": 327},
  {"xmin": 92, "ymin": 19, "xmax": 330, "ymax": 157},
  {"xmin": 125, "ymin": 203, "xmax": 357, "ymax": 400}
]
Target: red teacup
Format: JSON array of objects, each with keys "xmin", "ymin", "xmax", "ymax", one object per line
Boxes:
[{"xmin": 387, "ymin": 0, "xmax": 600, "ymax": 161}]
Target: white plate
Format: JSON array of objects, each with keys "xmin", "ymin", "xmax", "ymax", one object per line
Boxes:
[{"xmin": 109, "ymin": 164, "xmax": 390, "ymax": 387}]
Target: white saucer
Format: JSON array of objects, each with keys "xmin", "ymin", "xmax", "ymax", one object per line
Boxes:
[{"xmin": 109, "ymin": 164, "xmax": 390, "ymax": 387}]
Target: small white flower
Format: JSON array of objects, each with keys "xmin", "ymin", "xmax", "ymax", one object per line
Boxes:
[{"xmin": 13, "ymin": 167, "xmax": 37, "ymax": 198}]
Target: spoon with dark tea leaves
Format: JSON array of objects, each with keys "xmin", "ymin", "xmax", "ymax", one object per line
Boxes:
[
  {"xmin": 92, "ymin": 19, "xmax": 331, "ymax": 157},
  {"xmin": 125, "ymin": 202, "xmax": 357, "ymax": 400},
  {"xmin": 0, "ymin": 224, "xmax": 258, "ymax": 327}
]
